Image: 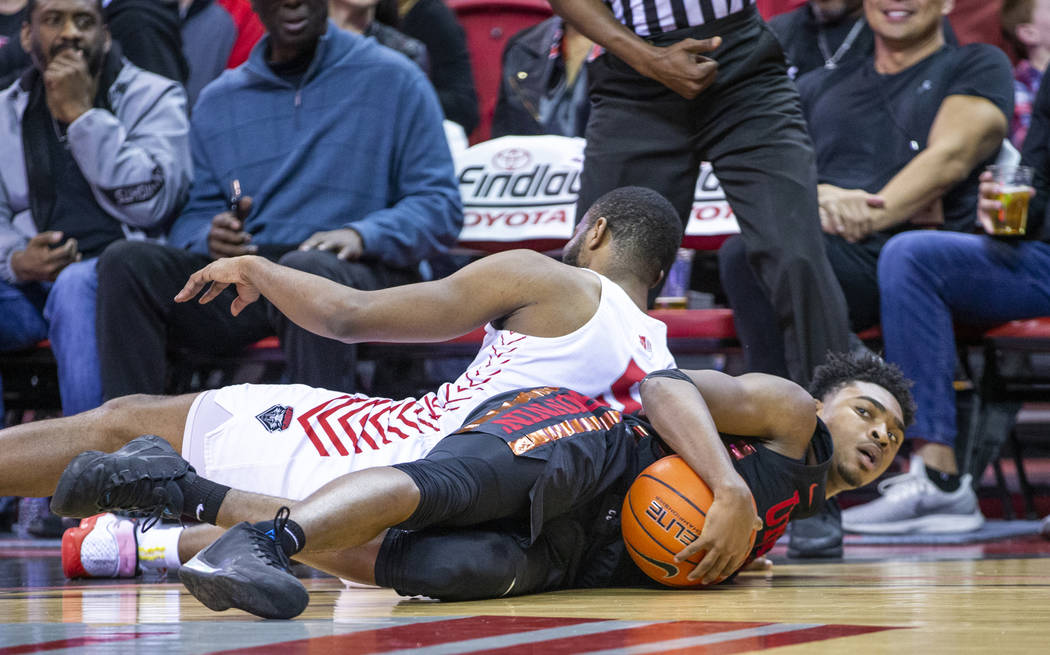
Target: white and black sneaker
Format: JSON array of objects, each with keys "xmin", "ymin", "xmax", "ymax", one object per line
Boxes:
[
  {"xmin": 179, "ymin": 508, "xmax": 309, "ymax": 620},
  {"xmin": 842, "ymin": 456, "xmax": 984, "ymax": 534}
]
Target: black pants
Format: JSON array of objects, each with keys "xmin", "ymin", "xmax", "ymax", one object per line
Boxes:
[
  {"xmin": 719, "ymin": 233, "xmax": 886, "ymax": 376},
  {"xmin": 95, "ymin": 241, "xmax": 417, "ymax": 398},
  {"xmin": 576, "ymin": 8, "xmax": 850, "ymax": 386}
]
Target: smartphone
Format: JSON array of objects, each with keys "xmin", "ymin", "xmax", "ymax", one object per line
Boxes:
[{"xmin": 228, "ymin": 179, "xmax": 242, "ymax": 213}]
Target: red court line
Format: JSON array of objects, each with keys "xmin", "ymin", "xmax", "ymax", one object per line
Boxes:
[
  {"xmin": 655, "ymin": 624, "xmax": 899, "ymax": 655},
  {"xmin": 213, "ymin": 616, "xmax": 604, "ymax": 654},
  {"xmin": 485, "ymin": 621, "xmax": 771, "ymax": 654},
  {"xmin": 0, "ymin": 632, "xmax": 161, "ymax": 654}
]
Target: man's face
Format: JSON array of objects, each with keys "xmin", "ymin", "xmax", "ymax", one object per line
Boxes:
[
  {"xmin": 864, "ymin": 0, "xmax": 950, "ymax": 46},
  {"xmin": 818, "ymin": 381, "xmax": 905, "ymax": 490},
  {"xmin": 810, "ymin": 0, "xmax": 863, "ymax": 23},
  {"xmin": 252, "ymin": 0, "xmax": 328, "ymax": 62},
  {"xmin": 21, "ymin": 0, "xmax": 108, "ymax": 75}
]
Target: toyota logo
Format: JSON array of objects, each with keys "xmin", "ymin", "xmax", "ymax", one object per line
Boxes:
[{"xmin": 492, "ymin": 148, "xmax": 532, "ymax": 170}]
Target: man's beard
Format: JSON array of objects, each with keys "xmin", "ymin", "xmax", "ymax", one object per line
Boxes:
[
  {"xmin": 35, "ymin": 40, "xmax": 106, "ymax": 77},
  {"xmin": 561, "ymin": 238, "xmax": 582, "ymax": 267},
  {"xmin": 836, "ymin": 460, "xmax": 865, "ymax": 489}
]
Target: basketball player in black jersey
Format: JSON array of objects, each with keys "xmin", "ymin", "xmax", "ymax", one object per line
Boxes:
[{"xmin": 52, "ymin": 351, "xmax": 913, "ymax": 619}]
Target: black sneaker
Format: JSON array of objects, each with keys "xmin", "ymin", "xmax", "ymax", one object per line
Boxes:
[
  {"xmin": 178, "ymin": 508, "xmax": 309, "ymax": 620},
  {"xmin": 50, "ymin": 434, "xmax": 192, "ymax": 524},
  {"xmin": 787, "ymin": 498, "xmax": 843, "ymax": 559}
]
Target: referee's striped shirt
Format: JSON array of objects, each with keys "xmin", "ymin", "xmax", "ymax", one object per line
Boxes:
[{"xmin": 603, "ymin": 0, "xmax": 755, "ymax": 37}]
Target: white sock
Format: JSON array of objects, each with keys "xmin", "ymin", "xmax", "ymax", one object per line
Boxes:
[{"xmin": 136, "ymin": 524, "xmax": 184, "ymax": 572}]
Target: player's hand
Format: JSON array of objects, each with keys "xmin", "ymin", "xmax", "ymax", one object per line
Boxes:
[
  {"xmin": 298, "ymin": 228, "xmax": 364, "ymax": 261},
  {"xmin": 675, "ymin": 483, "xmax": 761, "ymax": 585},
  {"xmin": 10, "ymin": 231, "xmax": 81, "ymax": 282},
  {"xmin": 976, "ymin": 170, "xmax": 1034, "ymax": 234},
  {"xmin": 175, "ymin": 255, "xmax": 263, "ymax": 316},
  {"xmin": 207, "ymin": 196, "xmax": 257, "ymax": 259},
  {"xmin": 639, "ymin": 37, "xmax": 721, "ymax": 99},
  {"xmin": 818, "ymin": 184, "xmax": 884, "ymax": 242},
  {"xmin": 43, "ymin": 48, "xmax": 97, "ymax": 124}
]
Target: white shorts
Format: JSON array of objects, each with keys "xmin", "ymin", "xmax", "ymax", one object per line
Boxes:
[{"xmin": 181, "ymin": 384, "xmax": 439, "ymax": 500}]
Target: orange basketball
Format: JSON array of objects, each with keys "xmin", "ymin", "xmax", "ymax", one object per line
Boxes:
[{"xmin": 622, "ymin": 455, "xmax": 756, "ymax": 587}]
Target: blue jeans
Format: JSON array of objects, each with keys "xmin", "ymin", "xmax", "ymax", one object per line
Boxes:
[
  {"xmin": 878, "ymin": 232, "xmax": 1050, "ymax": 446},
  {"xmin": 0, "ymin": 259, "xmax": 103, "ymax": 416}
]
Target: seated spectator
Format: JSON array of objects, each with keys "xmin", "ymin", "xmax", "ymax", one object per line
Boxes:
[
  {"xmin": 95, "ymin": 0, "xmax": 461, "ymax": 400},
  {"xmin": 1003, "ymin": 0, "xmax": 1050, "ymax": 146},
  {"xmin": 719, "ymin": 0, "xmax": 1012, "ymax": 550},
  {"xmin": 386, "ymin": 0, "xmax": 478, "ymax": 134},
  {"xmin": 329, "ymin": 0, "xmax": 427, "ymax": 72},
  {"xmin": 843, "ymin": 74, "xmax": 1050, "ymax": 535},
  {"xmin": 0, "ymin": 0, "xmax": 28, "ymax": 87},
  {"xmin": 0, "ymin": 0, "xmax": 190, "ymax": 413},
  {"xmin": 769, "ymin": 0, "xmax": 872, "ymax": 79},
  {"xmin": 839, "ymin": 70, "xmax": 1050, "ymax": 533},
  {"xmin": 0, "ymin": 0, "xmax": 189, "ymax": 537},
  {"xmin": 490, "ymin": 16, "xmax": 597, "ymax": 138}
]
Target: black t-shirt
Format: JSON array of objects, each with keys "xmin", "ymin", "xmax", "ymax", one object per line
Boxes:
[
  {"xmin": 798, "ymin": 43, "xmax": 1014, "ymax": 233},
  {"xmin": 0, "ymin": 7, "xmax": 29, "ymax": 85},
  {"xmin": 768, "ymin": 6, "xmax": 873, "ymax": 80}
]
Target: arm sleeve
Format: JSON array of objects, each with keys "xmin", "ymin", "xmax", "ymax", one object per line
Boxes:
[
  {"xmin": 346, "ymin": 75, "xmax": 463, "ymax": 268},
  {"xmin": 65, "ymin": 74, "xmax": 192, "ymax": 231},
  {"xmin": 945, "ymin": 45, "xmax": 1014, "ymax": 121}
]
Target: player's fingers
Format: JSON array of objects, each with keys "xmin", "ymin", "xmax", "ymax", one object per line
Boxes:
[{"xmin": 199, "ymin": 281, "xmax": 229, "ymax": 305}]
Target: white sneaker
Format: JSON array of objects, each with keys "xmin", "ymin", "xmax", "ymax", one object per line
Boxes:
[
  {"xmin": 842, "ymin": 456, "xmax": 984, "ymax": 534},
  {"xmin": 62, "ymin": 513, "xmax": 138, "ymax": 578}
]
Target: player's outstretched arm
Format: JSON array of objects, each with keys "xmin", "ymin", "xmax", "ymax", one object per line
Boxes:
[{"xmin": 174, "ymin": 250, "xmax": 571, "ymax": 343}]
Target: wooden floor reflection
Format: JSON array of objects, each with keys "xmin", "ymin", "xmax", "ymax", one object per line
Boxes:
[{"xmin": 2, "ymin": 534, "xmax": 1049, "ymax": 654}]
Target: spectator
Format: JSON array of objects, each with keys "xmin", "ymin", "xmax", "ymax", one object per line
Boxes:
[
  {"xmin": 843, "ymin": 71, "xmax": 1050, "ymax": 535},
  {"xmin": 720, "ymin": 0, "xmax": 1012, "ymax": 550},
  {"xmin": 1003, "ymin": 0, "xmax": 1050, "ymax": 146},
  {"xmin": 95, "ymin": 0, "xmax": 461, "ymax": 399},
  {"xmin": 0, "ymin": 0, "xmax": 28, "ymax": 87},
  {"xmin": 491, "ymin": 16, "xmax": 597, "ymax": 138},
  {"xmin": 0, "ymin": 0, "xmax": 190, "ymax": 413},
  {"xmin": 329, "ymin": 0, "xmax": 427, "ymax": 72},
  {"xmin": 769, "ymin": 0, "xmax": 872, "ymax": 79},
  {"xmin": 0, "ymin": 0, "xmax": 189, "ymax": 536},
  {"xmin": 390, "ymin": 0, "xmax": 478, "ymax": 134}
]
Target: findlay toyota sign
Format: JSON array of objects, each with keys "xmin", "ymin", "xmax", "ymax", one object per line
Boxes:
[{"xmin": 455, "ymin": 136, "xmax": 739, "ymax": 252}]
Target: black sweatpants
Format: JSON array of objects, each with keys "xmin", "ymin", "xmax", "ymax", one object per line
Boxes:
[
  {"xmin": 95, "ymin": 240, "xmax": 417, "ymax": 398},
  {"xmin": 575, "ymin": 7, "xmax": 850, "ymax": 386}
]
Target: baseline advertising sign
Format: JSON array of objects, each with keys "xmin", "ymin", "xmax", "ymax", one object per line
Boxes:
[{"xmin": 455, "ymin": 135, "xmax": 739, "ymax": 252}]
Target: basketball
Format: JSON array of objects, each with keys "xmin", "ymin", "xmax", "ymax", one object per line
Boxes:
[{"xmin": 622, "ymin": 455, "xmax": 755, "ymax": 587}]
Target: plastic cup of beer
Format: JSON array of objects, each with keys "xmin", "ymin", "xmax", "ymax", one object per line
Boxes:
[{"xmin": 987, "ymin": 164, "xmax": 1034, "ymax": 236}]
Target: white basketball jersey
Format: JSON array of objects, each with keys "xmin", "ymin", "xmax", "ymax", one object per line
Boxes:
[{"xmin": 425, "ymin": 269, "xmax": 677, "ymax": 438}]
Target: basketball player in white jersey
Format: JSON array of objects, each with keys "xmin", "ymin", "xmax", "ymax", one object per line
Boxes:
[{"xmin": 0, "ymin": 186, "xmax": 683, "ymax": 578}]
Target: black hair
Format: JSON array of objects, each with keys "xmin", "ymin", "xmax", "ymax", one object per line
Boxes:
[
  {"xmin": 584, "ymin": 186, "xmax": 683, "ymax": 285},
  {"xmin": 810, "ymin": 351, "xmax": 916, "ymax": 428},
  {"xmin": 25, "ymin": 0, "xmax": 105, "ymax": 20}
]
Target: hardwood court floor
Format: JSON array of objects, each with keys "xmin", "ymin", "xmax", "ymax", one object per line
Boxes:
[{"xmin": 2, "ymin": 533, "xmax": 1049, "ymax": 654}]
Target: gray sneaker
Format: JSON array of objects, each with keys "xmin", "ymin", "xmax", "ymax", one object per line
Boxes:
[{"xmin": 842, "ymin": 456, "xmax": 984, "ymax": 534}]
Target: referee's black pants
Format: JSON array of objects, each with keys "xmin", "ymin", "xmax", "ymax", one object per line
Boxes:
[{"xmin": 576, "ymin": 7, "xmax": 851, "ymax": 386}]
